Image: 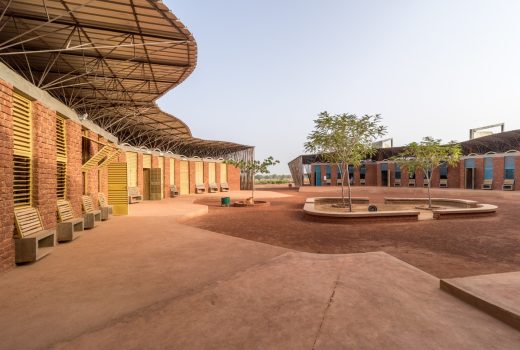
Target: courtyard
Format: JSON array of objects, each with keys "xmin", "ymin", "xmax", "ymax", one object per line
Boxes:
[{"xmin": 0, "ymin": 189, "xmax": 519, "ymax": 349}]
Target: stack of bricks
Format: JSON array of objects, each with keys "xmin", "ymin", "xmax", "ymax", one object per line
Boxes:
[
  {"xmin": 0, "ymin": 80, "xmax": 14, "ymax": 271},
  {"xmin": 32, "ymin": 102, "xmax": 57, "ymax": 229}
]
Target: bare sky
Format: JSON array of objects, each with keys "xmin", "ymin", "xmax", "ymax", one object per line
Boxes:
[{"xmin": 158, "ymin": 0, "xmax": 520, "ymax": 173}]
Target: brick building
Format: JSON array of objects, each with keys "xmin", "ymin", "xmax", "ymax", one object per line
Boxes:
[
  {"xmin": 0, "ymin": 1, "xmax": 250, "ymax": 272},
  {"xmin": 289, "ymin": 131, "xmax": 520, "ymax": 191}
]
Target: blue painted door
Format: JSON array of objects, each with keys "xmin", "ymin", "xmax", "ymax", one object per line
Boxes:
[{"xmin": 315, "ymin": 165, "xmax": 321, "ymax": 186}]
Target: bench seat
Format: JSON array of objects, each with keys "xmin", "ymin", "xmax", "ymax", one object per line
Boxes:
[
  {"xmin": 14, "ymin": 207, "xmax": 55, "ymax": 264},
  {"xmin": 195, "ymin": 184, "xmax": 206, "ymax": 194},
  {"xmin": 209, "ymin": 183, "xmax": 219, "ymax": 193},
  {"xmin": 220, "ymin": 182, "xmax": 230, "ymax": 192},
  {"xmin": 57, "ymin": 199, "xmax": 84, "ymax": 241},
  {"xmin": 128, "ymin": 187, "xmax": 143, "ymax": 204},
  {"xmin": 82, "ymin": 196, "xmax": 102, "ymax": 228}
]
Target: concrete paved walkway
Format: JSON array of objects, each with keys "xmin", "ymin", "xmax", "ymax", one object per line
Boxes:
[{"xmin": 0, "ymin": 192, "xmax": 519, "ymax": 349}]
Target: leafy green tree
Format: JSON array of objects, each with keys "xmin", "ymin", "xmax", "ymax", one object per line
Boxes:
[
  {"xmin": 304, "ymin": 112, "xmax": 386, "ymax": 211},
  {"xmin": 225, "ymin": 156, "xmax": 280, "ymax": 202},
  {"xmin": 393, "ymin": 137, "xmax": 462, "ymax": 208}
]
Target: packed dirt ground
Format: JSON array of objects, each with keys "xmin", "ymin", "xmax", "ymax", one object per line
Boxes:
[{"xmin": 186, "ymin": 186, "xmax": 520, "ymax": 279}]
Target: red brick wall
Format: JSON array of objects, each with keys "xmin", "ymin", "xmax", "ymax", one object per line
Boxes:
[
  {"xmin": 203, "ymin": 162, "xmax": 209, "ymax": 187},
  {"xmin": 189, "ymin": 161, "xmax": 196, "ymax": 193},
  {"xmin": 0, "ymin": 80, "xmax": 14, "ymax": 271},
  {"xmin": 430, "ymin": 167, "xmax": 440, "ymax": 188},
  {"xmin": 331, "ymin": 164, "xmax": 338, "ymax": 186},
  {"xmin": 174, "ymin": 158, "xmax": 181, "ymax": 191},
  {"xmin": 493, "ymin": 157, "xmax": 505, "ymax": 190},
  {"xmin": 353, "ymin": 166, "xmax": 360, "ymax": 186},
  {"xmin": 164, "ymin": 157, "xmax": 171, "ymax": 197},
  {"xmin": 86, "ymin": 131, "xmax": 99, "ymax": 208},
  {"xmin": 375, "ymin": 163, "xmax": 382, "ymax": 186},
  {"xmin": 474, "ymin": 158, "xmax": 484, "ymax": 190},
  {"xmin": 415, "ymin": 169, "xmax": 424, "ymax": 188},
  {"xmin": 447, "ymin": 164, "xmax": 460, "ymax": 189},
  {"xmin": 365, "ymin": 164, "xmax": 377, "ymax": 186},
  {"xmin": 215, "ymin": 162, "xmax": 222, "ymax": 185},
  {"xmin": 515, "ymin": 157, "xmax": 520, "ymax": 191},
  {"xmin": 32, "ymin": 102, "xmax": 57, "ymax": 229},
  {"xmin": 228, "ymin": 164, "xmax": 241, "ymax": 191},
  {"xmin": 66, "ymin": 120, "xmax": 82, "ymax": 215},
  {"xmin": 401, "ymin": 168, "xmax": 409, "ymax": 187}
]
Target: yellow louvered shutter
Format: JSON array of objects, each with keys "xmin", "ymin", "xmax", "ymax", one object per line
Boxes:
[
  {"xmin": 220, "ymin": 163, "xmax": 228, "ymax": 183},
  {"xmin": 179, "ymin": 160, "xmax": 189, "ymax": 195},
  {"xmin": 56, "ymin": 115, "xmax": 67, "ymax": 199},
  {"xmin": 158, "ymin": 156, "xmax": 164, "ymax": 199},
  {"xmin": 149, "ymin": 168, "xmax": 162, "ymax": 200},
  {"xmin": 208, "ymin": 162, "xmax": 216, "ymax": 183},
  {"xmin": 143, "ymin": 154, "xmax": 151, "ymax": 168},
  {"xmin": 195, "ymin": 161, "xmax": 203, "ymax": 184},
  {"xmin": 169, "ymin": 158, "xmax": 175, "ymax": 184},
  {"xmin": 108, "ymin": 163, "xmax": 128, "ymax": 215},
  {"xmin": 12, "ymin": 92, "xmax": 32, "ymax": 207},
  {"xmin": 126, "ymin": 152, "xmax": 137, "ymax": 187}
]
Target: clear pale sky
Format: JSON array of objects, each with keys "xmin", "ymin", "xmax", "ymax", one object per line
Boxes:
[{"xmin": 158, "ymin": 0, "xmax": 520, "ymax": 173}]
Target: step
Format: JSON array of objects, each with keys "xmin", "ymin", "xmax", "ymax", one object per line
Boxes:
[{"xmin": 440, "ymin": 271, "xmax": 520, "ymax": 331}]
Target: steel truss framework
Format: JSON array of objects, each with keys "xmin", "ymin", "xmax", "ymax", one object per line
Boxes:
[{"xmin": 0, "ymin": 0, "xmax": 251, "ymax": 158}]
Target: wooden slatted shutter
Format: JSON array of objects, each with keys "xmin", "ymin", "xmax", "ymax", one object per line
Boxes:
[
  {"xmin": 169, "ymin": 158, "xmax": 175, "ymax": 185},
  {"xmin": 158, "ymin": 157, "xmax": 164, "ymax": 199},
  {"xmin": 195, "ymin": 161, "xmax": 203, "ymax": 184},
  {"xmin": 149, "ymin": 168, "xmax": 162, "ymax": 200},
  {"xmin": 180, "ymin": 160, "xmax": 189, "ymax": 195},
  {"xmin": 220, "ymin": 163, "xmax": 228, "ymax": 183},
  {"xmin": 208, "ymin": 162, "xmax": 216, "ymax": 183},
  {"xmin": 108, "ymin": 163, "xmax": 128, "ymax": 215},
  {"xmin": 12, "ymin": 92, "xmax": 32, "ymax": 207},
  {"xmin": 143, "ymin": 154, "xmax": 151, "ymax": 168},
  {"xmin": 56, "ymin": 115, "xmax": 67, "ymax": 199},
  {"xmin": 126, "ymin": 152, "xmax": 137, "ymax": 187}
]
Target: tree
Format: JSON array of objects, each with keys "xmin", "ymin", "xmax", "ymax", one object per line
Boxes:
[
  {"xmin": 393, "ymin": 137, "xmax": 462, "ymax": 208},
  {"xmin": 304, "ymin": 112, "xmax": 387, "ymax": 211},
  {"xmin": 225, "ymin": 156, "xmax": 280, "ymax": 203}
]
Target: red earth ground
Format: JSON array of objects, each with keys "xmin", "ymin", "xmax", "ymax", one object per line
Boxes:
[{"xmin": 185, "ymin": 186, "xmax": 520, "ymax": 279}]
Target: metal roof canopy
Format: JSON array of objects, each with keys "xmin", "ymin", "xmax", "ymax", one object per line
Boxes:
[{"xmin": 0, "ymin": 0, "xmax": 250, "ymax": 157}]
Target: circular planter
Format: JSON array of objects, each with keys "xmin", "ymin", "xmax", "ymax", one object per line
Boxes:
[{"xmin": 233, "ymin": 200, "xmax": 270, "ymax": 207}]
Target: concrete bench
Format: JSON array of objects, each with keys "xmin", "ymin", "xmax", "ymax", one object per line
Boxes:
[
  {"xmin": 128, "ymin": 187, "xmax": 143, "ymax": 204},
  {"xmin": 170, "ymin": 185, "xmax": 179, "ymax": 197},
  {"xmin": 195, "ymin": 184, "xmax": 206, "ymax": 194},
  {"xmin": 439, "ymin": 179, "xmax": 448, "ymax": 188},
  {"xmin": 220, "ymin": 182, "xmax": 229, "ymax": 192},
  {"xmin": 57, "ymin": 199, "xmax": 83, "ymax": 241},
  {"xmin": 82, "ymin": 195, "xmax": 102, "ymax": 228},
  {"xmin": 408, "ymin": 179, "xmax": 416, "ymax": 187},
  {"xmin": 433, "ymin": 204, "xmax": 498, "ymax": 219},
  {"xmin": 394, "ymin": 179, "xmax": 401, "ymax": 187},
  {"xmin": 98, "ymin": 193, "xmax": 113, "ymax": 217},
  {"xmin": 482, "ymin": 179, "xmax": 493, "ymax": 190},
  {"xmin": 208, "ymin": 183, "xmax": 219, "ymax": 193},
  {"xmin": 13, "ymin": 207, "xmax": 55, "ymax": 263},
  {"xmin": 384, "ymin": 197, "xmax": 478, "ymax": 208},
  {"xmin": 503, "ymin": 179, "xmax": 515, "ymax": 191}
]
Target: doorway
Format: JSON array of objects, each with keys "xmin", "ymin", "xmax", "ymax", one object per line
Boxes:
[
  {"xmin": 315, "ymin": 165, "xmax": 321, "ymax": 186},
  {"xmin": 143, "ymin": 168, "xmax": 151, "ymax": 200},
  {"xmin": 465, "ymin": 168, "xmax": 475, "ymax": 189}
]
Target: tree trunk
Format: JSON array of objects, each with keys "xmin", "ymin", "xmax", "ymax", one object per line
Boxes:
[
  {"xmin": 426, "ymin": 171, "xmax": 432, "ymax": 208},
  {"xmin": 345, "ymin": 164, "xmax": 352, "ymax": 212}
]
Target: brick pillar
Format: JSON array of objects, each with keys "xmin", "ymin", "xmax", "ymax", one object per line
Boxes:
[
  {"xmin": 447, "ymin": 163, "xmax": 460, "ymax": 189},
  {"xmin": 86, "ymin": 131, "xmax": 99, "ymax": 208},
  {"xmin": 189, "ymin": 161, "xmax": 196, "ymax": 194},
  {"xmin": 401, "ymin": 168, "xmax": 409, "ymax": 187},
  {"xmin": 151, "ymin": 155, "xmax": 158, "ymax": 168},
  {"xmin": 430, "ymin": 167, "xmax": 440, "ymax": 188},
  {"xmin": 32, "ymin": 102, "xmax": 57, "ymax": 229},
  {"xmin": 415, "ymin": 169, "xmax": 424, "ymax": 188},
  {"xmin": 513, "ymin": 156, "xmax": 520, "ymax": 191},
  {"xmin": 174, "ymin": 158, "xmax": 181, "ymax": 190},
  {"xmin": 203, "ymin": 162, "xmax": 209, "ymax": 187},
  {"xmin": 375, "ymin": 163, "xmax": 382, "ymax": 186},
  {"xmin": 474, "ymin": 158, "xmax": 484, "ymax": 190},
  {"xmin": 228, "ymin": 165, "xmax": 241, "ymax": 191},
  {"xmin": 493, "ymin": 157, "xmax": 505, "ymax": 190},
  {"xmin": 365, "ymin": 163, "xmax": 377, "ymax": 186},
  {"xmin": 330, "ymin": 164, "xmax": 337, "ymax": 186},
  {"xmin": 137, "ymin": 153, "xmax": 144, "ymax": 194},
  {"xmin": 388, "ymin": 163, "xmax": 396, "ymax": 187},
  {"xmin": 163, "ymin": 158, "xmax": 170, "ymax": 197},
  {"xmin": 215, "ymin": 162, "xmax": 222, "ymax": 185},
  {"xmin": 310, "ymin": 165, "xmax": 315, "ymax": 186},
  {"xmin": 0, "ymin": 80, "xmax": 14, "ymax": 271},
  {"xmin": 66, "ymin": 120, "xmax": 82, "ymax": 216},
  {"xmin": 354, "ymin": 166, "xmax": 360, "ymax": 186}
]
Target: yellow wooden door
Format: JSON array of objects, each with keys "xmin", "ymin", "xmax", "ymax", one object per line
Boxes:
[
  {"xmin": 195, "ymin": 161, "xmax": 203, "ymax": 185},
  {"xmin": 126, "ymin": 152, "xmax": 137, "ymax": 187},
  {"xmin": 220, "ymin": 163, "xmax": 228, "ymax": 183},
  {"xmin": 180, "ymin": 160, "xmax": 189, "ymax": 195},
  {"xmin": 208, "ymin": 163, "xmax": 216, "ymax": 183},
  {"xmin": 158, "ymin": 156, "xmax": 164, "ymax": 199},
  {"xmin": 143, "ymin": 154, "xmax": 151, "ymax": 168},
  {"xmin": 150, "ymin": 168, "xmax": 162, "ymax": 200},
  {"xmin": 108, "ymin": 163, "xmax": 128, "ymax": 215}
]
